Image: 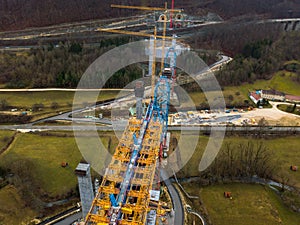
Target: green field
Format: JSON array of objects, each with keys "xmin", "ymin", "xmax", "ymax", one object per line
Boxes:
[
  {"xmin": 0, "ymin": 185, "xmax": 36, "ymax": 225},
  {"xmin": 0, "ymin": 131, "xmax": 120, "ymax": 223},
  {"xmin": 225, "ymin": 71, "xmax": 300, "ymax": 98},
  {"xmin": 187, "ymin": 71, "xmax": 300, "ymax": 106},
  {"xmin": 175, "ymin": 134, "xmax": 300, "ymax": 188},
  {"xmin": 0, "ymin": 90, "xmax": 128, "ymax": 122},
  {"xmin": 277, "ymin": 104, "xmax": 300, "ymax": 116},
  {"xmin": 183, "ymin": 183, "xmax": 300, "ymax": 225},
  {"xmin": 0, "ymin": 90, "xmax": 125, "ymax": 108},
  {"xmin": 0, "ymin": 132, "xmax": 82, "ymax": 197},
  {"xmin": 0, "ymin": 131, "xmax": 117, "ymax": 198},
  {"xmin": 1, "ymin": 131, "xmax": 300, "ymax": 223},
  {"xmin": 0, "ymin": 130, "xmax": 15, "ymax": 151}
]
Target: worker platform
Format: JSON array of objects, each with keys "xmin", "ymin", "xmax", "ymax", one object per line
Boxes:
[
  {"xmin": 82, "ymin": 3, "xmax": 178, "ymax": 225},
  {"xmin": 85, "ymin": 118, "xmax": 163, "ymax": 224},
  {"xmin": 85, "ymin": 73, "xmax": 171, "ymax": 225}
]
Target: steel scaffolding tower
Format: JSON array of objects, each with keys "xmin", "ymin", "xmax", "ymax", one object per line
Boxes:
[{"xmin": 75, "ymin": 163, "xmax": 95, "ymax": 219}]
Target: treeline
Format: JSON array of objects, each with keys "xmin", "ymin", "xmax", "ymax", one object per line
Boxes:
[
  {"xmin": 202, "ymin": 141, "xmax": 276, "ymax": 182},
  {"xmin": 0, "ymin": 37, "xmax": 142, "ymax": 88},
  {"xmin": 1, "ymin": 28, "xmax": 299, "ymax": 89},
  {"xmin": 205, "ymin": 0, "xmax": 300, "ymax": 19},
  {"xmin": 188, "ymin": 22, "xmax": 300, "ymax": 87},
  {"xmin": 216, "ymin": 32, "xmax": 300, "ymax": 86},
  {"xmin": 0, "ymin": 114, "xmax": 32, "ymax": 124},
  {"xmin": 189, "ymin": 22, "xmax": 282, "ymax": 56}
]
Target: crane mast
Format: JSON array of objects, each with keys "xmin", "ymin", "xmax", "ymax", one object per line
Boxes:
[{"xmin": 85, "ymin": 2, "xmax": 176, "ymax": 224}]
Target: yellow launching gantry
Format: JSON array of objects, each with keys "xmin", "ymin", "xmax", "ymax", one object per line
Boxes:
[
  {"xmin": 85, "ymin": 118, "xmax": 165, "ymax": 225},
  {"xmin": 85, "ymin": 4, "xmax": 176, "ymax": 225},
  {"xmin": 97, "ymin": 2, "xmax": 179, "ymax": 98}
]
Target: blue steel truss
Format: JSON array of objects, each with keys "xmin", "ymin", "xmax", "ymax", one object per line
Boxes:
[{"xmin": 153, "ymin": 76, "xmax": 171, "ymax": 140}]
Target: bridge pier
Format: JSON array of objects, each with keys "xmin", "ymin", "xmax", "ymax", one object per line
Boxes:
[
  {"xmin": 283, "ymin": 20, "xmax": 300, "ymax": 31},
  {"xmin": 284, "ymin": 21, "xmax": 292, "ymax": 31},
  {"xmin": 294, "ymin": 21, "xmax": 300, "ymax": 31}
]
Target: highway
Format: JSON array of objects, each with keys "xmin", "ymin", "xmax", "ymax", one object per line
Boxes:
[
  {"xmin": 0, "ymin": 15, "xmax": 149, "ymax": 42},
  {"xmin": 0, "ymin": 15, "xmax": 299, "ymax": 224},
  {"xmin": 1, "ymin": 124, "xmax": 300, "ymax": 132},
  {"xmin": 1, "ymin": 16, "xmax": 298, "ymax": 50},
  {"xmin": 267, "ymin": 18, "xmax": 300, "ymax": 22}
]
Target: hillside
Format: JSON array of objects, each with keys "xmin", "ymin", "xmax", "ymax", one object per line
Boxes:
[{"xmin": 0, "ymin": 0, "xmax": 299, "ymax": 31}]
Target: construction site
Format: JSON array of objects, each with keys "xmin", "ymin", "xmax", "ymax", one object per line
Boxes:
[
  {"xmin": 2, "ymin": 0, "xmax": 300, "ymax": 225},
  {"xmin": 74, "ymin": 2, "xmax": 186, "ymax": 225}
]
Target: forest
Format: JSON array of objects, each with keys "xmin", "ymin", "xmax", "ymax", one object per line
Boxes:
[
  {"xmin": 0, "ymin": 37, "xmax": 143, "ymax": 88},
  {"xmin": 1, "ymin": 25, "xmax": 299, "ymax": 90},
  {"xmin": 216, "ymin": 31, "xmax": 300, "ymax": 86}
]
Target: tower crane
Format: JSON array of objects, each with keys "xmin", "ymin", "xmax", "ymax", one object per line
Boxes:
[
  {"xmin": 84, "ymin": 3, "xmax": 177, "ymax": 224},
  {"xmin": 97, "ymin": 27, "xmax": 173, "ymax": 98},
  {"xmin": 97, "ymin": 2, "xmax": 178, "ymax": 97}
]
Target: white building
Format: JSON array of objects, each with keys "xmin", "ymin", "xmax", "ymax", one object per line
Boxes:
[{"xmin": 261, "ymin": 89, "xmax": 285, "ymax": 101}]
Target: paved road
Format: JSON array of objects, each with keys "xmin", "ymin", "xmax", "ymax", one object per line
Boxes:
[
  {"xmin": 161, "ymin": 169, "xmax": 184, "ymax": 225},
  {"xmin": 1, "ymin": 124, "xmax": 300, "ymax": 132},
  {"xmin": 0, "ymin": 15, "xmax": 148, "ymax": 42},
  {"xmin": 53, "ymin": 212, "xmax": 82, "ymax": 225},
  {"xmin": 269, "ymin": 101, "xmax": 300, "ymax": 117},
  {"xmin": 189, "ymin": 211, "xmax": 205, "ymax": 225},
  {"xmin": 38, "ymin": 207, "xmax": 81, "ymax": 225}
]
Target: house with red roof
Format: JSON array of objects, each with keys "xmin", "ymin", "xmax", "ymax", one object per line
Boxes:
[{"xmin": 249, "ymin": 92, "xmax": 263, "ymax": 105}]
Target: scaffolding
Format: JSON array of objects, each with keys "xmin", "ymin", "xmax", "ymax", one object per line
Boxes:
[
  {"xmin": 84, "ymin": 3, "xmax": 174, "ymax": 224},
  {"xmin": 85, "ymin": 118, "xmax": 163, "ymax": 224},
  {"xmin": 85, "ymin": 77, "xmax": 170, "ymax": 225}
]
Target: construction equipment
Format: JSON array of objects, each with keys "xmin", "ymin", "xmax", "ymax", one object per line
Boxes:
[
  {"xmin": 97, "ymin": 28, "xmax": 174, "ymax": 40},
  {"xmin": 97, "ymin": 26, "xmax": 178, "ymax": 98},
  {"xmin": 98, "ymin": 3, "xmax": 178, "ymax": 97},
  {"xmin": 102, "ymin": 2, "xmax": 180, "ymax": 97},
  {"xmin": 85, "ymin": 77, "xmax": 171, "ymax": 225},
  {"xmin": 85, "ymin": 3, "xmax": 176, "ymax": 224}
]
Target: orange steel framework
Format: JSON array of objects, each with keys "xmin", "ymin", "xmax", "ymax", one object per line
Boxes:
[
  {"xmin": 85, "ymin": 3, "xmax": 174, "ymax": 224},
  {"xmin": 85, "ymin": 118, "xmax": 164, "ymax": 224}
]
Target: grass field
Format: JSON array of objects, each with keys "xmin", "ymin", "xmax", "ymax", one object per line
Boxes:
[
  {"xmin": 0, "ymin": 185, "xmax": 36, "ymax": 225},
  {"xmin": 0, "ymin": 131, "xmax": 117, "ymax": 198},
  {"xmin": 0, "ymin": 132, "xmax": 82, "ymax": 198},
  {"xmin": 0, "ymin": 90, "xmax": 128, "ymax": 122},
  {"xmin": 0, "ymin": 130, "xmax": 15, "ymax": 151},
  {"xmin": 183, "ymin": 183, "xmax": 300, "ymax": 225},
  {"xmin": 225, "ymin": 71, "xmax": 300, "ymax": 98},
  {"xmin": 0, "ymin": 90, "xmax": 124, "ymax": 108},
  {"xmin": 175, "ymin": 134, "xmax": 300, "ymax": 188},
  {"xmin": 277, "ymin": 104, "xmax": 300, "ymax": 116},
  {"xmin": 0, "ymin": 130, "xmax": 299, "ymax": 222},
  {"xmin": 0, "ymin": 131, "xmax": 119, "ymax": 223},
  {"xmin": 187, "ymin": 71, "xmax": 300, "ymax": 107}
]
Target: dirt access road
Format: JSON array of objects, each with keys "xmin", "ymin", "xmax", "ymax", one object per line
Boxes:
[{"xmin": 241, "ymin": 101, "xmax": 300, "ymax": 126}]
